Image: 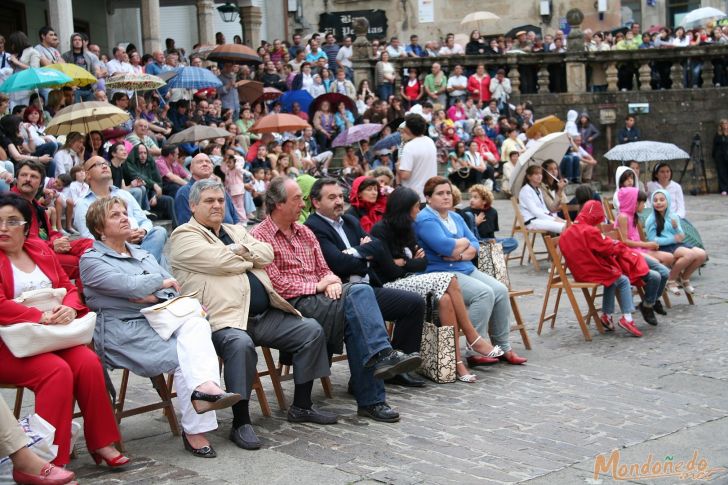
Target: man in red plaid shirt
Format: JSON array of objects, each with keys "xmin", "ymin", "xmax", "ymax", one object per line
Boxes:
[{"xmin": 252, "ymin": 177, "xmax": 422, "ymax": 423}]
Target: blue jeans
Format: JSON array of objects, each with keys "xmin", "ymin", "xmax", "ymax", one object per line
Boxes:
[
  {"xmin": 495, "ymin": 237, "xmax": 518, "ymax": 255},
  {"xmin": 560, "ymin": 155, "xmax": 581, "ymax": 182},
  {"xmin": 140, "ymin": 226, "xmax": 168, "ymax": 265},
  {"xmin": 128, "ymin": 186, "xmax": 149, "ymax": 210},
  {"xmin": 74, "ymin": 87, "xmax": 94, "ymax": 103},
  {"xmin": 377, "ymin": 83, "xmax": 394, "ymax": 102},
  {"xmin": 342, "ymin": 284, "xmax": 391, "ymax": 408},
  {"xmin": 644, "ymin": 257, "xmax": 669, "ymax": 305},
  {"xmin": 602, "ymin": 274, "xmax": 634, "ymax": 315},
  {"xmin": 33, "ymin": 142, "xmax": 58, "ymax": 177},
  {"xmin": 454, "ymin": 269, "xmax": 512, "ymax": 352}
]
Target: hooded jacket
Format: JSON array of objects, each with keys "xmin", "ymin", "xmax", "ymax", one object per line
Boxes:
[
  {"xmin": 345, "ymin": 176, "xmax": 387, "ymax": 233},
  {"xmin": 297, "ymin": 174, "xmax": 317, "ymax": 224},
  {"xmin": 564, "ymin": 109, "xmax": 579, "ymax": 137},
  {"xmin": 559, "ymin": 200, "xmax": 648, "ymax": 286},
  {"xmin": 615, "ymin": 187, "xmax": 644, "ymax": 250},
  {"xmin": 612, "ymin": 166, "xmax": 636, "ymax": 211},
  {"xmin": 645, "ymin": 189, "xmax": 684, "ymax": 247},
  {"xmin": 578, "ymin": 112, "xmax": 600, "ymax": 145}
]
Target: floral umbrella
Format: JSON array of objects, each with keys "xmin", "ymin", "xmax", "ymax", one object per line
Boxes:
[{"xmin": 105, "ymin": 73, "xmax": 166, "ymax": 91}]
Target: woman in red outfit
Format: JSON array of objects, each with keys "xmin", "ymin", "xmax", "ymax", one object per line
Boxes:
[
  {"xmin": 345, "ymin": 176, "xmax": 388, "ymax": 233},
  {"xmin": 0, "ymin": 193, "xmax": 129, "ymax": 468}
]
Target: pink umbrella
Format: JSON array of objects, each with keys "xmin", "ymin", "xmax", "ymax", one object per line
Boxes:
[{"xmin": 331, "ymin": 123, "xmax": 384, "ymax": 148}]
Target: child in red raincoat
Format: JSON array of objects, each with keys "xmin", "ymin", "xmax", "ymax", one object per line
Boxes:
[{"xmin": 558, "ymin": 200, "xmax": 649, "ymax": 337}]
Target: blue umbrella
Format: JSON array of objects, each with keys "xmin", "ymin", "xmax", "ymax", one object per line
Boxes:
[
  {"xmin": 165, "ymin": 66, "xmax": 222, "ymax": 90},
  {"xmin": 0, "ymin": 67, "xmax": 72, "ymax": 93},
  {"xmin": 279, "ymin": 89, "xmax": 313, "ymax": 113},
  {"xmin": 373, "ymin": 132, "xmax": 401, "ymax": 152}
]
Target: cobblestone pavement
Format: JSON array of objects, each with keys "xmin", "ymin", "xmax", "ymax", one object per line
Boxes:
[{"xmin": 3, "ymin": 195, "xmax": 727, "ymax": 485}]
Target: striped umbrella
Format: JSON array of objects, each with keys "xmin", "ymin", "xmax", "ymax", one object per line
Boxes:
[
  {"xmin": 45, "ymin": 101, "xmax": 130, "ymax": 136},
  {"xmin": 166, "ymin": 66, "xmax": 222, "ymax": 90},
  {"xmin": 207, "ymin": 44, "xmax": 262, "ymax": 65},
  {"xmin": 0, "ymin": 67, "xmax": 72, "ymax": 93},
  {"xmin": 105, "ymin": 73, "xmax": 166, "ymax": 91}
]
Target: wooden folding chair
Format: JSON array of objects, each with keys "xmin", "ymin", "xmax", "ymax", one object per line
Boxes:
[
  {"xmin": 560, "ymin": 203, "xmax": 582, "ymax": 225},
  {"xmin": 1, "ymin": 384, "xmax": 25, "ymax": 419},
  {"xmin": 603, "ymin": 198, "xmax": 616, "ymax": 223},
  {"xmin": 509, "ymin": 289, "xmax": 533, "ymax": 350},
  {"xmin": 538, "ymin": 235, "xmax": 606, "ymax": 341},
  {"xmin": 509, "ymin": 197, "xmax": 550, "ymax": 271}
]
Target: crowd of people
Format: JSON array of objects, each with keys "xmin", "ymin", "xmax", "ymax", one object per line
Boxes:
[{"xmin": 0, "ymin": 23, "xmax": 718, "ymax": 485}]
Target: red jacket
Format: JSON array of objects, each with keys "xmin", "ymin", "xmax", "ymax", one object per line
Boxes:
[
  {"xmin": 473, "ymin": 135, "xmax": 498, "ymax": 161},
  {"xmin": 558, "ymin": 200, "xmax": 623, "ymax": 287},
  {"xmin": 348, "ymin": 176, "xmax": 387, "ymax": 233},
  {"xmin": 0, "ymin": 238, "xmax": 89, "ymax": 326},
  {"xmin": 467, "ymin": 74, "xmax": 491, "ymax": 102}
]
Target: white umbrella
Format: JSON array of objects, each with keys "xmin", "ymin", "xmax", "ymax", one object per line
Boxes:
[
  {"xmin": 510, "ymin": 132, "xmax": 571, "ymax": 195},
  {"xmin": 460, "ymin": 11, "xmax": 501, "ymax": 35},
  {"xmin": 680, "ymin": 7, "xmax": 726, "ymax": 29},
  {"xmin": 603, "ymin": 141, "xmax": 689, "ymax": 163}
]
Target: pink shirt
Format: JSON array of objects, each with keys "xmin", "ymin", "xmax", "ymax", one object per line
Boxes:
[{"xmin": 155, "ymin": 157, "xmax": 190, "ymax": 180}]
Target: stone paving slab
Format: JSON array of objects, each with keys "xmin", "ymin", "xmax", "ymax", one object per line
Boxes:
[{"xmin": 2, "ymin": 194, "xmax": 727, "ymax": 484}]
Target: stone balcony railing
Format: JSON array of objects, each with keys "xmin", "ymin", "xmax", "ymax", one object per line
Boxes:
[{"xmin": 352, "ymin": 44, "xmax": 728, "ymax": 95}]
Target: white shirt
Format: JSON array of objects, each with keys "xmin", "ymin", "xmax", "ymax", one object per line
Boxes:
[
  {"xmin": 11, "ymin": 263, "xmax": 51, "ymax": 298},
  {"xmin": 386, "ymin": 45, "xmax": 407, "ymax": 58},
  {"xmin": 518, "ymin": 184, "xmax": 556, "ymax": 222},
  {"xmin": 438, "ymin": 44, "xmax": 464, "ymax": 56},
  {"xmin": 399, "ymin": 136, "xmax": 438, "ymax": 202},
  {"xmin": 336, "ymin": 45, "xmax": 353, "ymax": 68},
  {"xmin": 447, "ymin": 75, "xmax": 468, "ymax": 97}
]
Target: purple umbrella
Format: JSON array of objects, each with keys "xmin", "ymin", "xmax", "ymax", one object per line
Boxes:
[{"xmin": 331, "ymin": 123, "xmax": 384, "ymax": 148}]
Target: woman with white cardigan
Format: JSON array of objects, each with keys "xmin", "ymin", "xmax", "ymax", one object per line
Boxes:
[{"xmin": 517, "ymin": 165, "xmax": 566, "ymax": 233}]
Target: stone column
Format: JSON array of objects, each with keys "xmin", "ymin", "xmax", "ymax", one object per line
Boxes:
[
  {"xmin": 565, "ymin": 9, "xmax": 586, "ymax": 93},
  {"xmin": 49, "ymin": 0, "xmax": 74, "ymax": 53},
  {"xmin": 140, "ymin": 0, "xmax": 162, "ymax": 55},
  {"xmin": 351, "ymin": 17, "xmax": 373, "ymax": 88},
  {"xmin": 240, "ymin": 5, "xmax": 263, "ymax": 47},
  {"xmin": 196, "ymin": 0, "xmax": 216, "ymax": 46}
]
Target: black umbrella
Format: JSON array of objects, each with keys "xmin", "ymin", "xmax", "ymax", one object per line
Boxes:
[
  {"xmin": 611, "ymin": 26, "xmax": 629, "ymax": 36},
  {"xmin": 505, "ymin": 24, "xmax": 542, "ymax": 38},
  {"xmin": 308, "ymin": 93, "xmax": 357, "ymax": 119}
]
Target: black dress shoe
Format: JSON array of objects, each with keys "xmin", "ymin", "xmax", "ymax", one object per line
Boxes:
[
  {"xmin": 287, "ymin": 405, "xmax": 338, "ymax": 424},
  {"xmin": 229, "ymin": 424, "xmax": 261, "ymax": 450},
  {"xmin": 384, "ymin": 372, "xmax": 426, "ymax": 387},
  {"xmin": 357, "ymin": 403, "xmax": 400, "ymax": 423},
  {"xmin": 190, "ymin": 390, "xmax": 242, "ymax": 414},
  {"xmin": 638, "ymin": 302, "xmax": 659, "ymax": 326},
  {"xmin": 372, "ymin": 350, "xmax": 422, "ymax": 380},
  {"xmin": 182, "ymin": 432, "xmax": 217, "ymax": 458},
  {"xmin": 653, "ymin": 299, "xmax": 667, "ymax": 316}
]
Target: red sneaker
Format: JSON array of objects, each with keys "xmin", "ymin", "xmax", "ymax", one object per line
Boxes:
[
  {"xmin": 599, "ymin": 314, "xmax": 615, "ymax": 332},
  {"xmin": 618, "ymin": 317, "xmax": 642, "ymax": 337}
]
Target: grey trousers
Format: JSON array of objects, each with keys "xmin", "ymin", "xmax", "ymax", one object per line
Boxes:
[
  {"xmin": 0, "ymin": 395, "xmax": 26, "ymax": 457},
  {"xmin": 211, "ymin": 309, "xmax": 331, "ymax": 398}
]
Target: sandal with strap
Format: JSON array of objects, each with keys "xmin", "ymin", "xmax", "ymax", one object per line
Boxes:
[
  {"xmin": 666, "ymin": 280, "xmax": 682, "ymax": 296},
  {"xmin": 456, "ymin": 361, "xmax": 477, "ymax": 383},
  {"xmin": 465, "ymin": 335, "xmax": 504, "ymax": 358}
]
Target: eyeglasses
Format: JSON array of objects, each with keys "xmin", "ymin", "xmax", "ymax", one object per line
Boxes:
[
  {"xmin": 0, "ymin": 219, "xmax": 27, "ymax": 228},
  {"xmin": 85, "ymin": 160, "xmax": 110, "ymax": 170}
]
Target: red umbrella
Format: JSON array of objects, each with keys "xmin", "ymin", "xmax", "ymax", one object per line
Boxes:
[
  {"xmin": 308, "ymin": 92, "xmax": 357, "ymax": 119},
  {"xmin": 261, "ymin": 87, "xmax": 283, "ymax": 101},
  {"xmin": 250, "ymin": 113, "xmax": 310, "ymax": 134},
  {"xmin": 208, "ymin": 44, "xmax": 262, "ymax": 65}
]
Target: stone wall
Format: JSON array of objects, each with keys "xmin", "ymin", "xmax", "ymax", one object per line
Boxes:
[{"xmin": 513, "ymin": 89, "xmax": 728, "ymax": 192}]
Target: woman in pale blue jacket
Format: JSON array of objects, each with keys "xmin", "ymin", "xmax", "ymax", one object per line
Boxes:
[
  {"xmin": 645, "ymin": 189, "xmax": 706, "ymax": 296},
  {"xmin": 415, "ymin": 176, "xmax": 527, "ymax": 365}
]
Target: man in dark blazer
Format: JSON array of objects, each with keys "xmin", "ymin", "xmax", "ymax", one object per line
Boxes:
[{"xmin": 305, "ymin": 178, "xmax": 426, "ymax": 387}]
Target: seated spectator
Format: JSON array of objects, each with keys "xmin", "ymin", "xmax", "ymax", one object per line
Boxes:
[
  {"xmin": 80, "ymin": 196, "xmax": 241, "ymax": 458},
  {"xmin": 83, "ymin": 130, "xmax": 107, "ymax": 161},
  {"xmin": 312, "ymin": 100, "xmax": 337, "ymax": 150},
  {"xmin": 251, "ymin": 177, "xmax": 422, "ymax": 422},
  {"xmin": 518, "ymin": 166, "xmax": 566, "ymax": 233},
  {"xmin": 74, "ymin": 156, "xmax": 168, "ymax": 264},
  {"xmin": 108, "ymin": 142, "xmax": 148, "ymax": 210},
  {"xmin": 126, "ymin": 118, "xmax": 162, "ymax": 157},
  {"xmin": 541, "ymin": 159, "xmax": 568, "ymax": 212},
  {"xmin": 52, "ymin": 131, "xmax": 84, "ymax": 177},
  {"xmin": 0, "ymin": 193, "xmax": 127, "ymax": 469},
  {"xmin": 334, "ymin": 101, "xmax": 355, "ymax": 133},
  {"xmin": 11, "ymin": 160, "xmax": 93, "ymax": 289},
  {"xmin": 330, "ymin": 68, "xmax": 356, "ymax": 99},
  {"xmin": 463, "ymin": 184, "xmax": 518, "ymax": 254},
  {"xmin": 560, "ymin": 202, "xmax": 645, "ymax": 337},
  {"xmin": 170, "ymin": 179, "xmax": 337, "ymax": 449},
  {"xmin": 345, "ymin": 176, "xmax": 387, "ymax": 232},
  {"xmin": 175, "ymin": 153, "xmax": 240, "ymax": 226},
  {"xmin": 156, "ymin": 144, "xmax": 191, "ymax": 198},
  {"xmin": 0, "ymin": 394, "xmax": 76, "ymax": 484},
  {"xmin": 124, "ymin": 144, "xmax": 176, "ymax": 224},
  {"xmin": 415, "ymin": 177, "xmax": 527, "ymax": 364},
  {"xmin": 305, "ymin": 179, "xmax": 426, "ymax": 387},
  {"xmin": 645, "ymin": 190, "xmax": 707, "ymax": 296}
]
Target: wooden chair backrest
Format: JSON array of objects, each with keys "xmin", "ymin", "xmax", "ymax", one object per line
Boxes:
[
  {"xmin": 543, "ymin": 235, "xmax": 566, "ymax": 281},
  {"xmin": 560, "ymin": 203, "xmax": 582, "ymax": 225},
  {"xmin": 511, "ymin": 196, "xmax": 526, "ymax": 230},
  {"xmin": 603, "ymin": 198, "xmax": 616, "ymax": 223}
]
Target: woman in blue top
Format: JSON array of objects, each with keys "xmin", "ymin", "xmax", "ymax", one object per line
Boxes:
[
  {"xmin": 645, "ymin": 189, "xmax": 706, "ymax": 296},
  {"xmin": 415, "ymin": 176, "xmax": 527, "ymax": 365}
]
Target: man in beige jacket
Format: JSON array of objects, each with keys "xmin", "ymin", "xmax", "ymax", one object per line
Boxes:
[{"xmin": 169, "ymin": 179, "xmax": 336, "ymax": 452}]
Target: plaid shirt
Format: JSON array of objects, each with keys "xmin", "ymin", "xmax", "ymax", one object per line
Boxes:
[{"xmin": 250, "ymin": 217, "xmax": 333, "ymax": 299}]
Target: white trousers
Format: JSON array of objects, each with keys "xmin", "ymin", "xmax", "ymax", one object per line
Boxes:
[
  {"xmin": 528, "ymin": 218, "xmax": 566, "ymax": 234},
  {"xmin": 173, "ymin": 316, "xmax": 221, "ymax": 434}
]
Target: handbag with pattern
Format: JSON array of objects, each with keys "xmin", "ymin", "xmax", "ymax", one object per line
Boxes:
[
  {"xmin": 477, "ymin": 240, "xmax": 510, "ymax": 287},
  {"xmin": 417, "ymin": 294, "xmax": 456, "ymax": 384}
]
